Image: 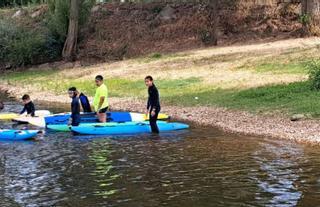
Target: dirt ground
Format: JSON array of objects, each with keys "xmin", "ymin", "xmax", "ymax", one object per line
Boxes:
[{"xmin": 77, "ymin": 1, "xmax": 304, "ymax": 63}]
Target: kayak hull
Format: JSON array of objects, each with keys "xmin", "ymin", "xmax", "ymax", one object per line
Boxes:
[
  {"xmin": 11, "ymin": 110, "xmax": 51, "ymax": 127},
  {"xmin": 47, "ymin": 121, "xmax": 169, "ymax": 132},
  {"xmin": 71, "ymin": 122, "xmax": 189, "ymax": 135},
  {"xmin": 12, "ymin": 117, "xmax": 46, "ymax": 127},
  {"xmin": 45, "ymin": 112, "xmax": 170, "ymax": 126},
  {"xmin": 0, "ymin": 130, "xmax": 39, "ymax": 140}
]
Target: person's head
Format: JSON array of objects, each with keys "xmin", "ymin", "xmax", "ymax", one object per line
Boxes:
[
  {"xmin": 95, "ymin": 75, "xmax": 104, "ymax": 87},
  {"xmin": 22, "ymin": 94, "xmax": 31, "ymax": 104},
  {"xmin": 68, "ymin": 87, "xmax": 77, "ymax": 98},
  {"xmin": 145, "ymin": 76, "xmax": 154, "ymax": 87},
  {"xmin": 0, "ymin": 101, "xmax": 3, "ymax": 110}
]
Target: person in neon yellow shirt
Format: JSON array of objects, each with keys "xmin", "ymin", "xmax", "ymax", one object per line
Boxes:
[{"xmin": 93, "ymin": 75, "xmax": 109, "ymax": 122}]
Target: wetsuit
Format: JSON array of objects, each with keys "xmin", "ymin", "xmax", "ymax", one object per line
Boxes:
[
  {"xmin": 147, "ymin": 84, "xmax": 161, "ymax": 133},
  {"xmin": 20, "ymin": 101, "xmax": 35, "ymax": 117},
  {"xmin": 71, "ymin": 96, "xmax": 80, "ymax": 126},
  {"xmin": 79, "ymin": 93, "xmax": 92, "ymax": 113}
]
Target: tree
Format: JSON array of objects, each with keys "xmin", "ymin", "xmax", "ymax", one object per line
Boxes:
[
  {"xmin": 62, "ymin": 0, "xmax": 79, "ymax": 61},
  {"xmin": 301, "ymin": 0, "xmax": 320, "ymax": 34},
  {"xmin": 200, "ymin": 0, "xmax": 220, "ymax": 46}
]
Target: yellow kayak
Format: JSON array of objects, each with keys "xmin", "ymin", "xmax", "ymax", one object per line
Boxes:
[
  {"xmin": 143, "ymin": 113, "xmax": 170, "ymax": 121},
  {"xmin": 0, "ymin": 113, "xmax": 19, "ymax": 120},
  {"xmin": 0, "ymin": 110, "xmax": 51, "ymax": 121}
]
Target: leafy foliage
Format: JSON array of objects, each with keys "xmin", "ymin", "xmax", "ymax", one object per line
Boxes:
[
  {"xmin": 307, "ymin": 60, "xmax": 320, "ymax": 90},
  {"xmin": 0, "ymin": 0, "xmax": 47, "ymax": 8},
  {"xmin": 0, "ymin": 19, "xmax": 61, "ymax": 68}
]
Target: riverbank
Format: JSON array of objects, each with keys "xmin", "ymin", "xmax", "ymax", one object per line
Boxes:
[
  {"xmin": 1, "ymin": 37, "xmax": 320, "ymax": 144},
  {"xmin": 2, "ymin": 82, "xmax": 320, "ymax": 144}
]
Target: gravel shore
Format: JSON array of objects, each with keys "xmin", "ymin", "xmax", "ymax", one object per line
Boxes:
[{"xmin": 1, "ymin": 83, "xmax": 320, "ymax": 144}]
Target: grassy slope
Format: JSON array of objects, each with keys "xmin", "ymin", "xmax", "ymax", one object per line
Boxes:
[{"xmin": 2, "ymin": 39, "xmax": 320, "ymax": 117}]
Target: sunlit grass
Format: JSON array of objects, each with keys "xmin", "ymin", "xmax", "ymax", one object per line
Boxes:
[{"xmin": 2, "ymin": 41, "xmax": 320, "ymax": 117}]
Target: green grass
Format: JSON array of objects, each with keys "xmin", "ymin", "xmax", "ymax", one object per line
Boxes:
[
  {"xmin": 165, "ymin": 81, "xmax": 320, "ymax": 117},
  {"xmin": 2, "ymin": 52, "xmax": 320, "ymax": 117},
  {"xmin": 253, "ymin": 61, "xmax": 308, "ymax": 74},
  {"xmin": 1, "ymin": 70, "xmax": 202, "ymax": 99}
]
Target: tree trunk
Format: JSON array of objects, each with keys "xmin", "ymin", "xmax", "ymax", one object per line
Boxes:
[
  {"xmin": 209, "ymin": 0, "xmax": 219, "ymax": 46},
  {"xmin": 301, "ymin": 0, "xmax": 320, "ymax": 34},
  {"xmin": 62, "ymin": 0, "xmax": 79, "ymax": 61},
  {"xmin": 302, "ymin": 0, "xmax": 320, "ymax": 21},
  {"xmin": 202, "ymin": 0, "xmax": 219, "ymax": 46}
]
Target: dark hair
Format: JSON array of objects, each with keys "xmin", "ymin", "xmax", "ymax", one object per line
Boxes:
[
  {"xmin": 22, "ymin": 94, "xmax": 30, "ymax": 100},
  {"xmin": 145, "ymin": 76, "xmax": 153, "ymax": 81},
  {"xmin": 68, "ymin": 87, "xmax": 77, "ymax": 92},
  {"xmin": 0, "ymin": 101, "xmax": 3, "ymax": 110},
  {"xmin": 95, "ymin": 75, "xmax": 103, "ymax": 81}
]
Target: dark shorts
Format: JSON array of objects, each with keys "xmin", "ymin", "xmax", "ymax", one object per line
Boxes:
[{"xmin": 98, "ymin": 107, "xmax": 108, "ymax": 114}]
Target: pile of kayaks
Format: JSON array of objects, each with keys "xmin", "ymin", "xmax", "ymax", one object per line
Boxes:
[{"xmin": 0, "ymin": 110, "xmax": 189, "ymax": 141}]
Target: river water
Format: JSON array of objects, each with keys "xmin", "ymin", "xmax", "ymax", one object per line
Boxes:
[{"xmin": 1, "ymin": 94, "xmax": 320, "ymax": 207}]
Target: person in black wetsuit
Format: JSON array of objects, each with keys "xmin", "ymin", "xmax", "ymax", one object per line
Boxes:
[
  {"xmin": 68, "ymin": 87, "xmax": 81, "ymax": 126},
  {"xmin": 145, "ymin": 76, "xmax": 161, "ymax": 134},
  {"xmin": 20, "ymin": 94, "xmax": 35, "ymax": 117}
]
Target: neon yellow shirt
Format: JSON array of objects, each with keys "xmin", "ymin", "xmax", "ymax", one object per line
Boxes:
[{"xmin": 93, "ymin": 83, "xmax": 109, "ymax": 111}]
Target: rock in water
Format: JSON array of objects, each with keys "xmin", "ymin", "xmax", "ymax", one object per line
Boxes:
[{"xmin": 290, "ymin": 114, "xmax": 305, "ymax": 121}]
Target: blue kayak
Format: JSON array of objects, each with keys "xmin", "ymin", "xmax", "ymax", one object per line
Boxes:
[
  {"xmin": 47, "ymin": 121, "xmax": 169, "ymax": 132},
  {"xmin": 45, "ymin": 112, "xmax": 169, "ymax": 126},
  {"xmin": 71, "ymin": 122, "xmax": 189, "ymax": 135},
  {"xmin": 0, "ymin": 130, "xmax": 39, "ymax": 140}
]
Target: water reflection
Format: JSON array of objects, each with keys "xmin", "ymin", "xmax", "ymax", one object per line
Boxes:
[
  {"xmin": 252, "ymin": 140, "xmax": 303, "ymax": 206},
  {"xmin": 88, "ymin": 141, "xmax": 119, "ymax": 198},
  {"xmin": 0, "ymin": 141, "xmax": 64, "ymax": 207}
]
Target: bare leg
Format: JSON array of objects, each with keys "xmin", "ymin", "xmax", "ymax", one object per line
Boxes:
[{"xmin": 98, "ymin": 112, "xmax": 107, "ymax": 123}]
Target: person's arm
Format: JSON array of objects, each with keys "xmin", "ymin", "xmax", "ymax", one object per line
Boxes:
[
  {"xmin": 98, "ymin": 96, "xmax": 105, "ymax": 111},
  {"xmin": 71, "ymin": 98, "xmax": 79, "ymax": 115},
  {"xmin": 20, "ymin": 105, "xmax": 26, "ymax": 115},
  {"xmin": 29, "ymin": 102, "xmax": 35, "ymax": 117},
  {"xmin": 146, "ymin": 88, "xmax": 152, "ymax": 114},
  {"xmin": 151, "ymin": 88, "xmax": 159, "ymax": 112},
  {"xmin": 150, "ymin": 87, "xmax": 159, "ymax": 116},
  {"xmin": 147, "ymin": 96, "xmax": 151, "ymax": 110}
]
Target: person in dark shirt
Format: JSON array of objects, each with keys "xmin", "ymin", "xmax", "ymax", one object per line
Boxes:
[
  {"xmin": 145, "ymin": 76, "xmax": 161, "ymax": 134},
  {"xmin": 68, "ymin": 87, "xmax": 81, "ymax": 126},
  {"xmin": 20, "ymin": 94, "xmax": 35, "ymax": 117}
]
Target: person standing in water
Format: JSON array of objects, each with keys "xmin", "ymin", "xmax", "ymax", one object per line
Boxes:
[
  {"xmin": 93, "ymin": 75, "xmax": 109, "ymax": 123},
  {"xmin": 68, "ymin": 87, "xmax": 81, "ymax": 126},
  {"xmin": 145, "ymin": 76, "xmax": 161, "ymax": 134}
]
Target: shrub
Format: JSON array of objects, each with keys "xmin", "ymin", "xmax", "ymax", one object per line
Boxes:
[
  {"xmin": 307, "ymin": 60, "xmax": 320, "ymax": 90},
  {"xmin": 299, "ymin": 13, "xmax": 311, "ymax": 26},
  {"xmin": 0, "ymin": 19, "xmax": 61, "ymax": 68},
  {"xmin": 150, "ymin": 53, "xmax": 162, "ymax": 59}
]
